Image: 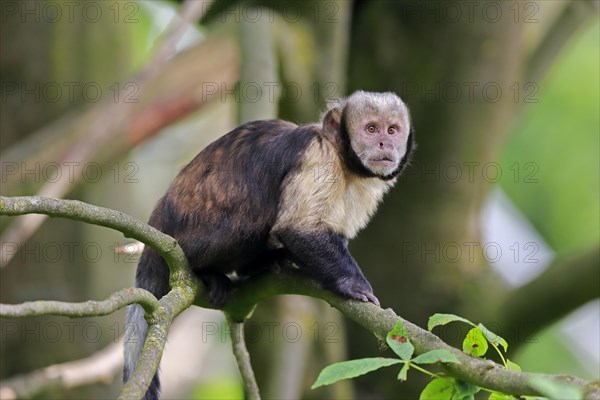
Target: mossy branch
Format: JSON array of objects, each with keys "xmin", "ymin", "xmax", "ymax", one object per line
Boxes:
[
  {"xmin": 0, "ymin": 195, "xmax": 192, "ymax": 288},
  {"xmin": 1, "ymin": 195, "xmax": 597, "ymax": 399},
  {"xmin": 0, "ymin": 288, "xmax": 159, "ymax": 318},
  {"xmin": 213, "ymin": 268, "xmax": 596, "ymax": 397},
  {"xmin": 0, "ymin": 195, "xmax": 197, "ymax": 400},
  {"xmin": 118, "ymin": 286, "xmax": 198, "ymax": 400}
]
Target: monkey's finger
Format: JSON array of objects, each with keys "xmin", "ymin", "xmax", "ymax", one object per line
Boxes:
[
  {"xmin": 365, "ymin": 292, "xmax": 381, "ymax": 307},
  {"xmin": 354, "ymin": 293, "xmax": 369, "ymax": 303}
]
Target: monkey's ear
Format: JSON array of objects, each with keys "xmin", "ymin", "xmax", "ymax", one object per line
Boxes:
[{"xmin": 322, "ymin": 107, "xmax": 342, "ymax": 141}]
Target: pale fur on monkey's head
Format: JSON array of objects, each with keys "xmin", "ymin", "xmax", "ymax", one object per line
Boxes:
[{"xmin": 322, "ymin": 91, "xmax": 411, "ymax": 132}]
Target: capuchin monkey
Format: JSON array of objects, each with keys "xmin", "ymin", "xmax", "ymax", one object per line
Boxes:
[{"xmin": 123, "ymin": 91, "xmax": 414, "ymax": 399}]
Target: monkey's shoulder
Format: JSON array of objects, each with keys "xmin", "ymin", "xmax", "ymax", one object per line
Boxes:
[
  {"xmin": 198, "ymin": 119, "xmax": 324, "ymax": 163},
  {"xmin": 160, "ymin": 120, "xmax": 327, "ymax": 226}
]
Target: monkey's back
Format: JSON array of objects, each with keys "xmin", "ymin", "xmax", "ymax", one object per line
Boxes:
[{"xmin": 152, "ymin": 119, "xmax": 318, "ymax": 273}]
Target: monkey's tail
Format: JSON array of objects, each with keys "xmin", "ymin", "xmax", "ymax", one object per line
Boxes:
[{"xmin": 123, "ymin": 249, "xmax": 170, "ymax": 400}]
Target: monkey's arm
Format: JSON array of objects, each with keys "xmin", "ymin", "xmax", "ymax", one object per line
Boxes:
[{"xmin": 276, "ymin": 229, "xmax": 380, "ymax": 306}]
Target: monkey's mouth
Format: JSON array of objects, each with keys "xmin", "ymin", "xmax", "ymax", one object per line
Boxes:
[{"xmin": 369, "ymin": 156, "xmax": 396, "ymax": 165}]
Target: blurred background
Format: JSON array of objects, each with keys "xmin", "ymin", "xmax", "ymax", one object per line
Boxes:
[{"xmin": 0, "ymin": 0, "xmax": 598, "ymax": 399}]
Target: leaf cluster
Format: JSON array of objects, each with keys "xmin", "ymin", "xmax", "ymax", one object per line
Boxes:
[{"xmin": 312, "ymin": 314, "xmax": 585, "ymax": 400}]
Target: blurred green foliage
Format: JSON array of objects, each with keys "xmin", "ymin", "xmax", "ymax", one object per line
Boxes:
[
  {"xmin": 515, "ymin": 325, "xmax": 595, "ymax": 380},
  {"xmin": 500, "ymin": 21, "xmax": 600, "ymax": 254},
  {"xmin": 191, "ymin": 376, "xmax": 244, "ymax": 400}
]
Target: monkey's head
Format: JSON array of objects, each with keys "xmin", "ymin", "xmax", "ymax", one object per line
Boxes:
[{"xmin": 323, "ymin": 91, "xmax": 414, "ymax": 180}]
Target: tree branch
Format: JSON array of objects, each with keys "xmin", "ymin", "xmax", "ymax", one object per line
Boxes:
[
  {"xmin": 491, "ymin": 245, "xmax": 600, "ymax": 350},
  {"xmin": 0, "ymin": 288, "xmax": 158, "ymax": 318},
  {"xmin": 212, "ymin": 269, "xmax": 595, "ymax": 398},
  {"xmin": 0, "ymin": 195, "xmax": 191, "ymax": 287},
  {"xmin": 526, "ymin": 1, "xmax": 599, "ymax": 83},
  {"xmin": 1, "ymin": 195, "xmax": 596, "ymax": 399},
  {"xmin": 119, "ymin": 285, "xmax": 198, "ymax": 400},
  {"xmin": 238, "ymin": 6, "xmax": 278, "ymax": 124},
  {"xmin": 0, "ymin": 342, "xmax": 123, "ymax": 400},
  {"xmin": 0, "ymin": 0, "xmax": 216, "ymax": 268},
  {"xmin": 0, "ymin": 195, "xmax": 198, "ymax": 399}
]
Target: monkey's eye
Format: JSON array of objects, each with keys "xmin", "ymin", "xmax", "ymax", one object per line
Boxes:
[
  {"xmin": 388, "ymin": 126, "xmax": 398, "ymax": 135},
  {"xmin": 366, "ymin": 125, "xmax": 377, "ymax": 134}
]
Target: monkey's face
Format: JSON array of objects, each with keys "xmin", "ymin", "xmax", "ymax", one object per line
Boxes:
[
  {"xmin": 323, "ymin": 91, "xmax": 413, "ymax": 179},
  {"xmin": 349, "ymin": 115, "xmax": 411, "ymax": 177}
]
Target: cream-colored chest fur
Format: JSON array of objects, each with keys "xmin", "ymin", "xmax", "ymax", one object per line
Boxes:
[
  {"xmin": 272, "ymin": 137, "xmax": 394, "ymax": 239},
  {"xmin": 340, "ymin": 174, "xmax": 393, "ymax": 238}
]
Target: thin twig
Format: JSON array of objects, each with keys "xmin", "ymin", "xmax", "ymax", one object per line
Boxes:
[
  {"xmin": 0, "ymin": 288, "xmax": 159, "ymax": 318},
  {"xmin": 226, "ymin": 314, "xmax": 261, "ymax": 400}
]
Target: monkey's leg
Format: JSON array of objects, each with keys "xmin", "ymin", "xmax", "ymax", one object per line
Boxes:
[
  {"xmin": 276, "ymin": 230, "xmax": 380, "ymax": 306},
  {"xmin": 197, "ymin": 271, "xmax": 232, "ymax": 308},
  {"xmin": 236, "ymin": 248, "xmax": 292, "ymax": 278}
]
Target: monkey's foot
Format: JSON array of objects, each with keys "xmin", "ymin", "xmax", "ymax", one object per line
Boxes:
[{"xmin": 199, "ymin": 272, "xmax": 232, "ymax": 308}]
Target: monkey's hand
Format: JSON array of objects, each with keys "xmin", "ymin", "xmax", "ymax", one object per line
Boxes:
[
  {"xmin": 276, "ymin": 230, "xmax": 381, "ymax": 307},
  {"xmin": 330, "ymin": 275, "xmax": 380, "ymax": 306}
]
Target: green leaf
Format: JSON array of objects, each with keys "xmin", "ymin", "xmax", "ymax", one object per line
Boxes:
[
  {"xmin": 387, "ymin": 336, "xmax": 414, "ymax": 360},
  {"xmin": 311, "ymin": 357, "xmax": 403, "ymax": 389},
  {"xmin": 452, "ymin": 380, "xmax": 480, "ymax": 400},
  {"xmin": 420, "ymin": 378, "xmax": 480, "ymax": 400},
  {"xmin": 478, "ymin": 323, "xmax": 508, "ymax": 352},
  {"xmin": 506, "ymin": 359, "xmax": 521, "ymax": 372},
  {"xmin": 419, "ymin": 377, "xmax": 456, "ymax": 400},
  {"xmin": 462, "ymin": 327, "xmax": 488, "ymax": 357},
  {"xmin": 397, "ymin": 362, "xmax": 410, "ymax": 381},
  {"xmin": 411, "ymin": 349, "xmax": 460, "ymax": 364},
  {"xmin": 428, "ymin": 313, "xmax": 473, "ymax": 331},
  {"xmin": 488, "ymin": 392, "xmax": 518, "ymax": 400},
  {"xmin": 387, "ymin": 320, "xmax": 414, "ymax": 360},
  {"xmin": 529, "ymin": 376, "xmax": 583, "ymax": 400}
]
